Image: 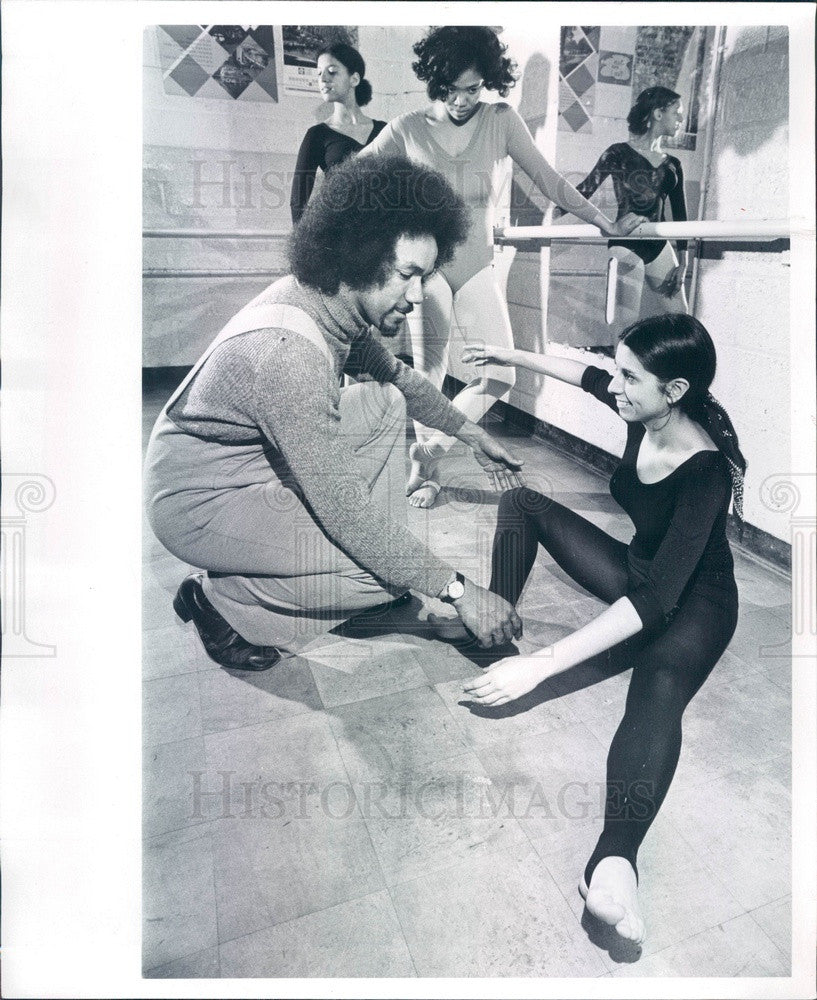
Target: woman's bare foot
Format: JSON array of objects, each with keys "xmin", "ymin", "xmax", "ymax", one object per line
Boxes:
[
  {"xmin": 580, "ymin": 856, "xmax": 645, "ymax": 944},
  {"xmin": 407, "ymin": 442, "xmax": 441, "ymax": 508}
]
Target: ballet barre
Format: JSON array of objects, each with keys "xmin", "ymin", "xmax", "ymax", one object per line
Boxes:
[
  {"xmin": 494, "ymin": 220, "xmax": 791, "ymax": 244},
  {"xmin": 143, "ymin": 229, "xmax": 290, "ymax": 239},
  {"xmin": 493, "ymin": 220, "xmax": 792, "ymax": 324}
]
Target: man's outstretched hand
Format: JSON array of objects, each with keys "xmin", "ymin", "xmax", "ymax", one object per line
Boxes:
[{"xmin": 458, "ymin": 423, "xmax": 525, "ymax": 492}]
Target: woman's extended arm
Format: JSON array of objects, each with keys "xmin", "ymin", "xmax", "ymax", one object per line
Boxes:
[
  {"xmin": 503, "ymin": 106, "xmax": 642, "ymax": 237},
  {"xmin": 464, "ymin": 598, "xmax": 643, "ymax": 705},
  {"xmin": 461, "ymin": 343, "xmax": 588, "ymax": 386}
]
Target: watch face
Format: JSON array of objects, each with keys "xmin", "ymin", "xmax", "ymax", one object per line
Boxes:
[{"xmin": 449, "ymin": 580, "xmax": 465, "ymax": 600}]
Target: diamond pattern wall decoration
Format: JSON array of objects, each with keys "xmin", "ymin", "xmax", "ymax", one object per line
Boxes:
[
  {"xmin": 559, "ymin": 26, "xmax": 598, "ymax": 132},
  {"xmin": 157, "ymin": 25, "xmax": 279, "ymax": 102}
]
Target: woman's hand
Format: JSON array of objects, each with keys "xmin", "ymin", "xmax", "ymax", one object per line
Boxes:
[
  {"xmin": 656, "ymin": 263, "xmax": 687, "ymax": 297},
  {"xmin": 462, "ymin": 652, "xmax": 553, "ymax": 706},
  {"xmin": 461, "ymin": 344, "xmax": 515, "ymax": 367},
  {"xmin": 601, "ymin": 212, "xmax": 648, "ymax": 238}
]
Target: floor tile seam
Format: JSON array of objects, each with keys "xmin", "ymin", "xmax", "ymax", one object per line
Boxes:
[
  {"xmin": 718, "ymin": 645, "xmax": 791, "ymax": 679},
  {"xmin": 214, "ymin": 883, "xmax": 408, "ymax": 960},
  {"xmin": 143, "ymin": 815, "xmax": 213, "ymax": 848},
  {"xmin": 143, "ymin": 662, "xmax": 217, "ymax": 683},
  {"xmin": 322, "ymin": 701, "xmax": 398, "ymax": 923},
  {"xmin": 615, "ymin": 905, "xmax": 786, "ymax": 972},
  {"xmin": 143, "ymin": 943, "xmax": 221, "ymax": 978},
  {"xmin": 197, "ymin": 697, "xmax": 342, "ymax": 748},
  {"xmin": 760, "ymin": 672, "xmax": 793, "ymax": 696},
  {"xmin": 465, "ymin": 712, "xmax": 601, "ymax": 775},
  {"xmin": 380, "ymin": 885, "xmax": 425, "ymax": 978},
  {"xmin": 548, "ymin": 870, "xmax": 613, "ymax": 969},
  {"xmin": 545, "ymin": 847, "xmax": 753, "ymax": 961},
  {"xmin": 671, "ymin": 753, "xmax": 793, "ymax": 797},
  {"xmin": 181, "ymin": 698, "xmax": 321, "ymax": 738},
  {"xmin": 432, "ymin": 667, "xmax": 594, "ymax": 741},
  {"xmin": 695, "ymin": 850, "xmax": 791, "ymax": 909},
  {"xmin": 143, "ymin": 730, "xmax": 209, "ymax": 753},
  {"xmin": 742, "ymin": 910, "xmax": 792, "ymax": 964},
  {"xmin": 190, "ymin": 660, "xmax": 224, "ymax": 968},
  {"xmin": 318, "ymin": 673, "xmax": 439, "ymax": 712},
  {"xmin": 381, "ymin": 834, "xmax": 524, "ymax": 895},
  {"xmin": 745, "ymin": 892, "xmax": 792, "ymax": 914},
  {"xmin": 707, "ymin": 650, "xmax": 767, "ymax": 681}
]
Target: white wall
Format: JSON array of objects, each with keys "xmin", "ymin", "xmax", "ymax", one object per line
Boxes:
[
  {"xmin": 694, "ymin": 25, "xmax": 790, "ymax": 539},
  {"xmin": 143, "ymin": 25, "xmax": 425, "ymax": 364}
]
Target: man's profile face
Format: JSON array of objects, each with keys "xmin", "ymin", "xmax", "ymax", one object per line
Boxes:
[{"xmin": 356, "ymin": 234, "xmax": 438, "ymax": 335}]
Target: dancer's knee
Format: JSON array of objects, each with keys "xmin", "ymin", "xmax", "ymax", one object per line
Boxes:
[
  {"xmin": 498, "ymin": 486, "xmax": 551, "ymax": 521},
  {"xmin": 631, "ymin": 660, "xmax": 688, "ymax": 718}
]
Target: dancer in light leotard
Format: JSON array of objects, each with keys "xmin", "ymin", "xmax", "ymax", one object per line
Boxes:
[{"xmin": 362, "ymin": 26, "xmax": 645, "ymax": 507}]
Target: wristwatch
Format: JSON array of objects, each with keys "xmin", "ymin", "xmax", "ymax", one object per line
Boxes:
[{"xmin": 439, "ymin": 571, "xmax": 466, "ymax": 604}]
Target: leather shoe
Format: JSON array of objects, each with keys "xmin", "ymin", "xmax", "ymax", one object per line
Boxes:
[{"xmin": 173, "ymin": 574, "xmax": 281, "ymax": 671}]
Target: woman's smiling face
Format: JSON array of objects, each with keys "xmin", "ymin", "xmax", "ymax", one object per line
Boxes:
[{"xmin": 609, "ymin": 343, "xmax": 671, "ymax": 423}]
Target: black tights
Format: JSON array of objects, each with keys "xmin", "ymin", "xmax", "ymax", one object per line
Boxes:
[{"xmin": 491, "ymin": 488, "xmax": 738, "ymax": 885}]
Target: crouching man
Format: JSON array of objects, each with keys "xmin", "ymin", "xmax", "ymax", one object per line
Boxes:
[{"xmin": 144, "ymin": 155, "xmax": 524, "ymax": 670}]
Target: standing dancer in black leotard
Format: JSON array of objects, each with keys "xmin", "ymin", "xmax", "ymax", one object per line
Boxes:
[
  {"xmin": 290, "ymin": 44, "xmax": 386, "ymax": 224},
  {"xmin": 433, "ymin": 315, "xmax": 745, "ymax": 944},
  {"xmin": 559, "ymin": 87, "xmax": 690, "ymax": 327}
]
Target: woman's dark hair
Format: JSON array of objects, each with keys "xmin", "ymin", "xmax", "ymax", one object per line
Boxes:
[
  {"xmin": 289, "ymin": 154, "xmax": 469, "ymax": 293},
  {"xmin": 318, "ymin": 43, "xmax": 372, "ymax": 106},
  {"xmin": 620, "ymin": 313, "xmax": 747, "ymax": 513},
  {"xmin": 412, "ymin": 26, "xmax": 518, "ymax": 100},
  {"xmin": 627, "ymin": 86, "xmax": 681, "ymax": 135}
]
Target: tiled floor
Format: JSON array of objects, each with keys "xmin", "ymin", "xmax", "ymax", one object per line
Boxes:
[{"xmin": 142, "ymin": 383, "xmax": 792, "ymax": 978}]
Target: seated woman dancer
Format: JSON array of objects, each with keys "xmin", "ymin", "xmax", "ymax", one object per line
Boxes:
[
  {"xmin": 435, "ymin": 314, "xmax": 746, "ymax": 944},
  {"xmin": 290, "ymin": 43, "xmax": 386, "ymax": 224},
  {"xmin": 361, "ymin": 26, "xmax": 645, "ymax": 508},
  {"xmin": 557, "ymin": 86, "xmax": 690, "ymax": 327}
]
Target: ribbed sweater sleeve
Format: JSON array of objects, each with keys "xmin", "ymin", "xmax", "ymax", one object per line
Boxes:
[
  {"xmin": 250, "ymin": 331, "xmax": 455, "ymax": 597},
  {"xmin": 346, "ymin": 333, "xmax": 467, "ymax": 437}
]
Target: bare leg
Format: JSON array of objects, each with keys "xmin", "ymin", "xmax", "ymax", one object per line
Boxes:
[
  {"xmin": 644, "ymin": 242, "xmax": 689, "ymax": 313},
  {"xmin": 409, "ymin": 267, "xmax": 516, "ymax": 507},
  {"xmin": 406, "ymin": 274, "xmax": 454, "ymax": 507}
]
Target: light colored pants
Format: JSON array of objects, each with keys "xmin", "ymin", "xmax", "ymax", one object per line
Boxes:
[{"xmin": 145, "ymin": 382, "xmax": 407, "ymax": 652}]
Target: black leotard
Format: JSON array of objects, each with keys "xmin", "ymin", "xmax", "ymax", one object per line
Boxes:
[
  {"xmin": 575, "ymin": 142, "xmax": 688, "ymax": 265},
  {"xmin": 581, "ymin": 366, "xmax": 734, "ymax": 628},
  {"xmin": 290, "ymin": 120, "xmax": 387, "ymax": 224},
  {"xmin": 488, "ymin": 365, "xmax": 738, "ymax": 885}
]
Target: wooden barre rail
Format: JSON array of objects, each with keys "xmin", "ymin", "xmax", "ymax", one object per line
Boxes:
[
  {"xmin": 143, "ymin": 220, "xmax": 794, "ymax": 242},
  {"xmin": 495, "ymin": 219, "xmax": 792, "ymax": 243}
]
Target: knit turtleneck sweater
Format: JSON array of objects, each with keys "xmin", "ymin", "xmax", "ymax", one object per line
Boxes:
[{"xmin": 166, "ymin": 276, "xmax": 467, "ymax": 597}]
